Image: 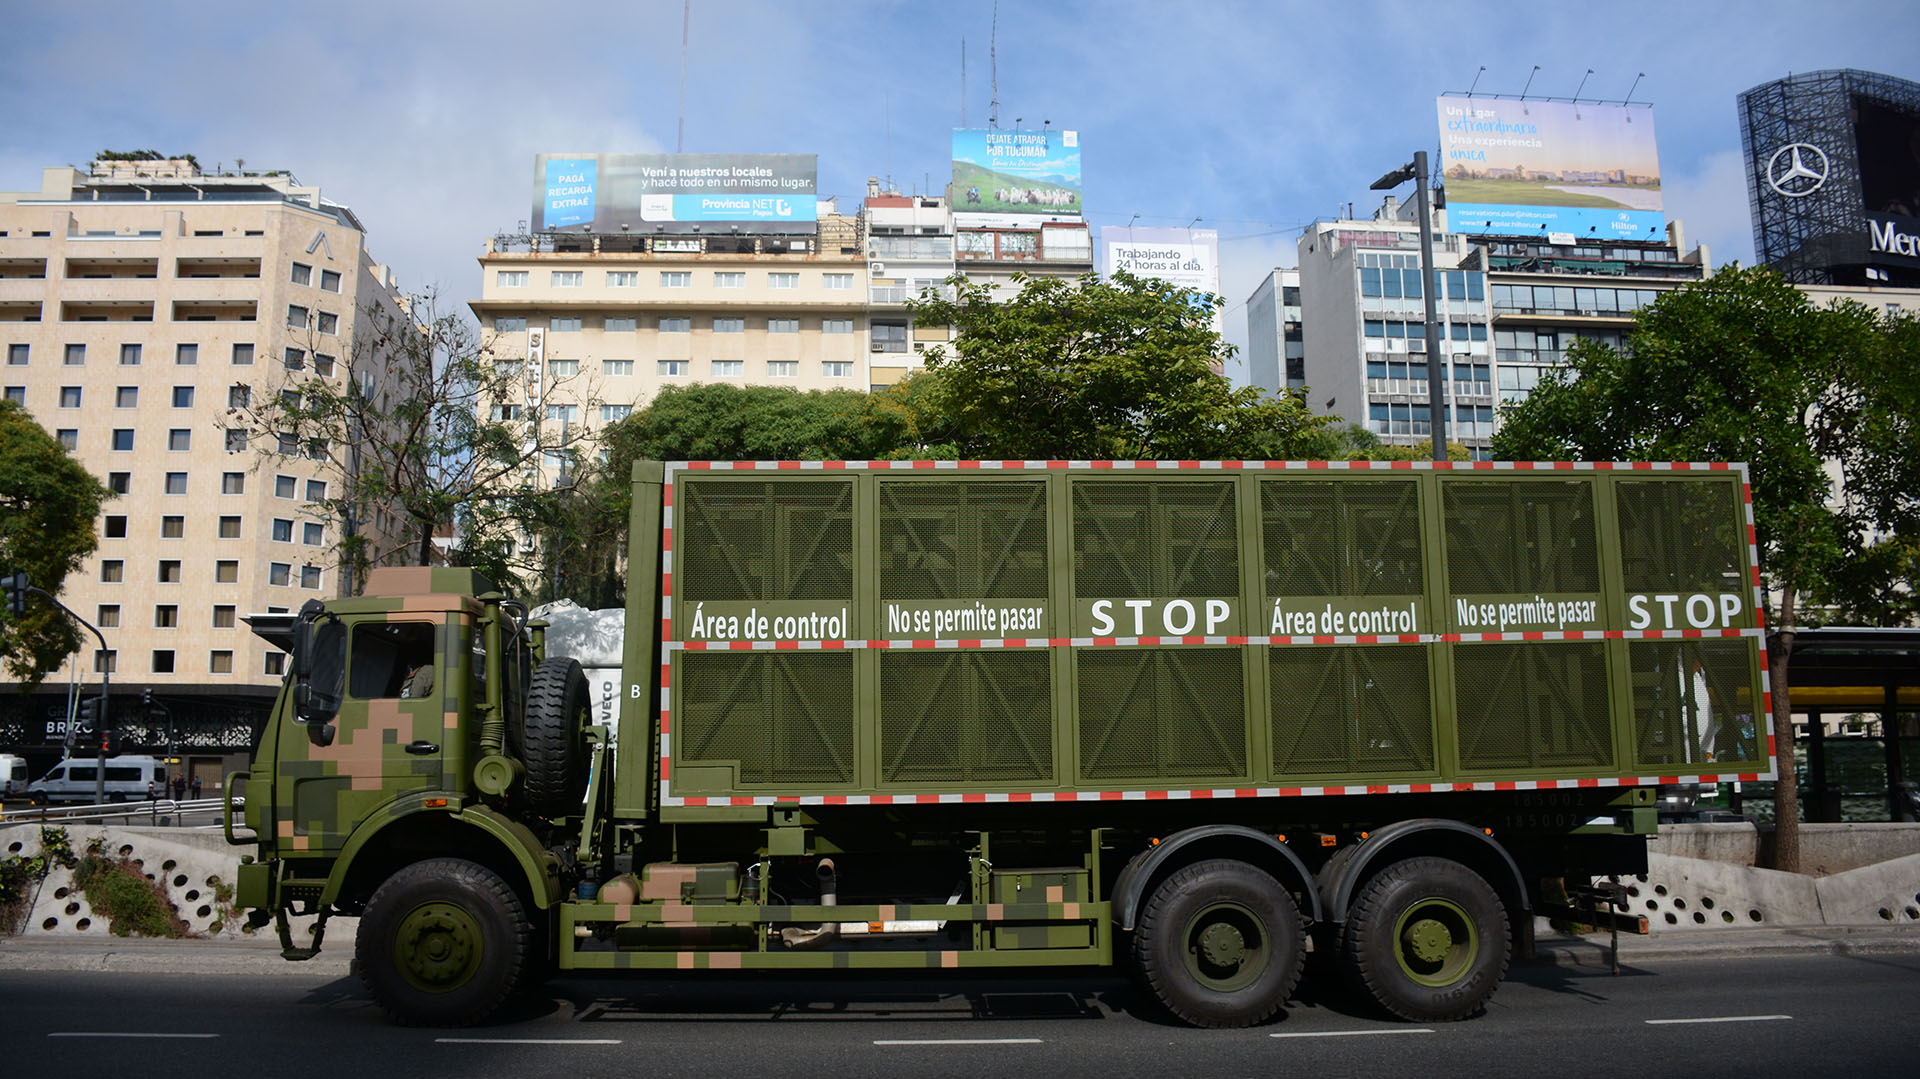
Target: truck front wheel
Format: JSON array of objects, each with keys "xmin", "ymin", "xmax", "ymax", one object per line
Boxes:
[
  {"xmin": 1341, "ymin": 856, "xmax": 1509, "ymax": 1021},
  {"xmin": 1132, "ymin": 858, "xmax": 1304, "ymax": 1028},
  {"xmin": 357, "ymin": 857, "xmax": 531, "ymax": 1026}
]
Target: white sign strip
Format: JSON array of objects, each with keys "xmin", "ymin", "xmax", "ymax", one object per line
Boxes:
[
  {"xmin": 1644, "ymin": 1015, "xmax": 1791, "ymax": 1026},
  {"xmin": 873, "ymin": 1038, "xmax": 1044, "ymax": 1045},
  {"xmin": 1269, "ymin": 1028, "xmax": 1434, "ymax": 1039}
]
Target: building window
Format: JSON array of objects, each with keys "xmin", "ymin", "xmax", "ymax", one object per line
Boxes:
[
  {"xmin": 158, "ymin": 560, "xmax": 182, "ymax": 583},
  {"xmin": 300, "ymin": 565, "xmax": 321, "ymax": 589},
  {"xmin": 6, "ymin": 344, "xmax": 26, "ymax": 365},
  {"xmin": 823, "ymin": 362, "xmax": 853, "ymax": 378},
  {"xmin": 231, "ymin": 342, "xmax": 254, "ymax": 365},
  {"xmin": 59, "ymin": 386, "xmax": 81, "ymax": 408},
  {"xmin": 660, "ymin": 271, "xmax": 690, "ymax": 288},
  {"xmin": 544, "ymin": 404, "xmax": 579, "ymax": 423},
  {"xmin": 714, "ymin": 272, "xmax": 745, "ymax": 289},
  {"xmin": 607, "ymin": 271, "xmax": 637, "ymax": 287},
  {"xmin": 212, "ymin": 605, "xmax": 236, "ymax": 628},
  {"xmin": 175, "ymin": 343, "xmax": 198, "ymax": 365},
  {"xmin": 272, "ymin": 518, "xmax": 293, "ymax": 542},
  {"xmin": 164, "ymin": 472, "xmax": 187, "ymax": 494},
  {"xmin": 101, "ymin": 559, "xmax": 124, "ymax": 582},
  {"xmin": 712, "ymin": 360, "xmax": 743, "ymax": 376},
  {"xmin": 284, "ymin": 347, "xmax": 305, "ymax": 370},
  {"xmin": 601, "ymin": 404, "xmax": 632, "ymax": 422},
  {"xmin": 769, "ymin": 272, "xmax": 799, "ymax": 290},
  {"xmin": 316, "ymin": 311, "xmax": 338, "ymax": 335},
  {"xmin": 160, "ymin": 516, "xmax": 184, "ymax": 538},
  {"xmin": 548, "ymin": 358, "xmax": 579, "ymax": 376},
  {"xmin": 303, "ymin": 522, "xmax": 323, "ymax": 545},
  {"xmin": 2, "ymin": 386, "xmax": 22, "ymax": 405},
  {"xmin": 107, "ymin": 472, "xmax": 130, "ymax": 494},
  {"xmin": 306, "ymin": 479, "xmax": 326, "ymax": 502},
  {"xmin": 68, "ymin": 343, "xmax": 90, "ymax": 365},
  {"xmin": 552, "ymin": 271, "xmax": 583, "ymax": 287},
  {"xmin": 290, "ymin": 262, "xmax": 312, "ymax": 286},
  {"xmin": 713, "ymin": 317, "xmax": 745, "ymax": 334},
  {"xmin": 218, "ymin": 516, "xmax": 241, "ymax": 539},
  {"xmin": 275, "ymin": 475, "xmax": 295, "ymax": 498},
  {"xmin": 210, "ymin": 650, "xmax": 234, "ymax": 674},
  {"xmin": 549, "ymin": 317, "xmax": 582, "ymax": 333},
  {"xmin": 658, "ymin": 360, "xmax": 687, "ymax": 376},
  {"xmin": 112, "ymin": 429, "xmax": 135, "ymax": 451},
  {"xmin": 871, "ymin": 322, "xmax": 908, "ymax": 352},
  {"xmin": 269, "ymin": 562, "xmax": 291, "ymax": 586},
  {"xmin": 264, "ymin": 653, "xmax": 285, "ymax": 676},
  {"xmin": 151, "ymin": 650, "xmax": 175, "ymax": 674},
  {"xmin": 320, "ymin": 269, "xmax": 341, "ymax": 293},
  {"xmin": 222, "ymin": 471, "xmax": 245, "ymax": 494},
  {"xmin": 768, "ymin": 361, "xmax": 797, "ymax": 377},
  {"xmin": 600, "ymin": 359, "xmax": 633, "ymax": 377},
  {"xmin": 286, "ymin": 304, "xmax": 308, "ymax": 329},
  {"xmin": 104, "ymin": 516, "xmax": 128, "ymax": 538},
  {"xmin": 154, "ymin": 604, "xmax": 178, "ymax": 628},
  {"xmin": 95, "ymin": 649, "xmax": 118, "ymax": 674},
  {"xmin": 115, "ymin": 344, "xmax": 139, "ymax": 366},
  {"xmin": 215, "ymin": 560, "xmax": 238, "ymax": 583},
  {"xmin": 824, "ymin": 273, "xmax": 853, "ymax": 291},
  {"xmin": 116, "ymin": 386, "xmax": 138, "ymax": 407},
  {"xmin": 605, "ymin": 317, "xmax": 636, "ymax": 333},
  {"xmin": 489, "ymin": 404, "xmax": 523, "ymax": 421},
  {"xmin": 495, "ymin": 316, "xmax": 526, "ymax": 333},
  {"xmin": 768, "ymin": 318, "xmax": 799, "ymax": 334},
  {"xmin": 168, "ymin": 429, "xmax": 192, "ymax": 451},
  {"xmin": 56, "ymin": 429, "xmax": 77, "ymax": 450},
  {"xmin": 659, "ymin": 317, "xmax": 690, "ymax": 333},
  {"xmin": 313, "ymin": 354, "xmax": 335, "ymax": 376},
  {"xmin": 97, "ymin": 604, "xmax": 120, "ymax": 628},
  {"xmin": 497, "ymin": 270, "xmax": 528, "ymax": 287}
]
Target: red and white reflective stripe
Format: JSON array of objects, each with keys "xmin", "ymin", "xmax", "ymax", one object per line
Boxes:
[
  {"xmin": 664, "ymin": 460, "xmax": 1737, "ymax": 474},
  {"xmin": 660, "ymin": 627, "xmax": 1764, "ymax": 652},
  {"xmin": 657, "ymin": 770, "xmax": 1774, "ymax": 807}
]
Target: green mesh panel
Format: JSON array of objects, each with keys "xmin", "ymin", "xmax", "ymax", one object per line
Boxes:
[
  {"xmin": 878, "ymin": 481, "xmax": 1048, "ymax": 600},
  {"xmin": 880, "ymin": 651, "xmax": 1053, "ymax": 784},
  {"xmin": 676, "ymin": 652, "xmax": 854, "ymax": 785},
  {"xmin": 1443, "ymin": 480, "xmax": 1600, "ymax": 594},
  {"xmin": 1628, "ymin": 640, "xmax": 1763, "ymax": 769},
  {"xmin": 1454, "ymin": 643, "xmax": 1614, "ymax": 771},
  {"xmin": 1270, "ymin": 645, "xmax": 1434, "ymax": 775},
  {"xmin": 1262, "ymin": 479, "xmax": 1424, "ymax": 597},
  {"xmin": 1077, "ymin": 648, "xmax": 1245, "ymax": 781},
  {"xmin": 1615, "ymin": 479, "xmax": 1746, "ymax": 596},
  {"xmin": 677, "ymin": 479, "xmax": 852, "ymax": 601},
  {"xmin": 1073, "ymin": 481, "xmax": 1239, "ymax": 598}
]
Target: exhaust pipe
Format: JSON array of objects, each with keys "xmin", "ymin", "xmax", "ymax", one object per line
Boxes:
[{"xmin": 778, "ymin": 859, "xmax": 841, "ymax": 949}]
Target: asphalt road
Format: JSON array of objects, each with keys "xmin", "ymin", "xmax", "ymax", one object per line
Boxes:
[{"xmin": 2, "ymin": 952, "xmax": 1917, "ymax": 1079}]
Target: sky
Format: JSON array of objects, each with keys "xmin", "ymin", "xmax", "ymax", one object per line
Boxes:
[{"xmin": 3, "ymin": 0, "xmax": 1917, "ymax": 382}]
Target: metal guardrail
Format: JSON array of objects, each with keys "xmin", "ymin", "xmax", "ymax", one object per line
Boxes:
[{"xmin": 0, "ymin": 797, "xmax": 229, "ymax": 825}]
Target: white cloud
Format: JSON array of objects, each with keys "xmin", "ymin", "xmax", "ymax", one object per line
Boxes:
[{"xmin": 1662, "ymin": 150, "xmax": 1757, "ymax": 268}]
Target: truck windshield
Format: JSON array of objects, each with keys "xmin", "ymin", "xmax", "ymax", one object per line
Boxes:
[{"xmin": 349, "ymin": 622, "xmax": 438, "ymax": 700}]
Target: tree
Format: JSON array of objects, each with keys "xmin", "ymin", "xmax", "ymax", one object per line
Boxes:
[
  {"xmin": 909, "ymin": 271, "xmax": 1331, "ymax": 460},
  {"xmin": 228, "ymin": 291, "xmax": 586, "ymax": 593},
  {"xmin": 0, "ymin": 401, "xmax": 113, "ymax": 684},
  {"xmin": 1492, "ymin": 265, "xmax": 1916, "ymax": 871}
]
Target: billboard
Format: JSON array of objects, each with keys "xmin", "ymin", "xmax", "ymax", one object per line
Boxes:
[
  {"xmin": 1854, "ymin": 95, "xmax": 1920, "ymax": 268},
  {"xmin": 531, "ymin": 153, "xmax": 818, "ymax": 234},
  {"xmin": 1101, "ymin": 226, "xmax": 1220, "ymax": 295},
  {"xmin": 1436, "ymin": 96, "xmax": 1664, "ymax": 240},
  {"xmin": 952, "ymin": 128, "xmax": 1082, "ymax": 227}
]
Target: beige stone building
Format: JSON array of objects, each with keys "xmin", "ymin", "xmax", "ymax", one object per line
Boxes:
[{"xmin": 0, "ymin": 157, "xmax": 406, "ymax": 756}]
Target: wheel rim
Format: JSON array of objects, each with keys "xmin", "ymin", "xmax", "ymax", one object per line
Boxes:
[
  {"xmin": 1392, "ymin": 897, "xmax": 1476, "ymax": 987},
  {"xmin": 394, "ymin": 900, "xmax": 485, "ymax": 994},
  {"xmin": 1182, "ymin": 900, "xmax": 1270, "ymax": 992}
]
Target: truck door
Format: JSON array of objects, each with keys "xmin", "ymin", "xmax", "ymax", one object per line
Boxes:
[{"xmin": 283, "ymin": 618, "xmax": 448, "ymax": 852}]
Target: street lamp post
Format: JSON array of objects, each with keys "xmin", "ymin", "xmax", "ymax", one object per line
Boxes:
[
  {"xmin": 1371, "ymin": 150, "xmax": 1448, "ymax": 461},
  {"xmin": 5, "ymin": 571, "xmax": 112, "ymax": 802}
]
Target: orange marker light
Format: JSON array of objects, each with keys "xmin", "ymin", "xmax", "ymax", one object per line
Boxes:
[{"xmin": 424, "ymin": 797, "xmax": 448, "ymax": 808}]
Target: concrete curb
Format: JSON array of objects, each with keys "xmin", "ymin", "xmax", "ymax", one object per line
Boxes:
[
  {"xmin": 1528, "ymin": 921, "xmax": 1920, "ymax": 966},
  {"xmin": 0, "ymin": 936, "xmax": 353, "ymax": 977}
]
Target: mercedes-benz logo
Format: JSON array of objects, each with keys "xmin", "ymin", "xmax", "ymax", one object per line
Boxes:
[{"xmin": 1766, "ymin": 143, "xmax": 1829, "ymax": 198}]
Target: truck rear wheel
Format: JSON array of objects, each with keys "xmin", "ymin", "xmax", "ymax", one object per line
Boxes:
[
  {"xmin": 1132, "ymin": 858, "xmax": 1304, "ymax": 1028},
  {"xmin": 357, "ymin": 857, "xmax": 530, "ymax": 1026},
  {"xmin": 1341, "ymin": 856, "xmax": 1509, "ymax": 1021},
  {"xmin": 521, "ymin": 657, "xmax": 589, "ymax": 819}
]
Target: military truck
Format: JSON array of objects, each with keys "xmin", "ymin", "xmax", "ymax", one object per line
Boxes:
[{"xmin": 228, "ymin": 459, "xmax": 1772, "ymax": 1028}]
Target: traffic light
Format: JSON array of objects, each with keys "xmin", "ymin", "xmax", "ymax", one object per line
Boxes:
[
  {"xmin": 2, "ymin": 569, "xmax": 28, "ymax": 616},
  {"xmin": 143, "ymin": 687, "xmax": 153, "ymax": 713},
  {"xmin": 75, "ymin": 696, "xmax": 98, "ymax": 730}
]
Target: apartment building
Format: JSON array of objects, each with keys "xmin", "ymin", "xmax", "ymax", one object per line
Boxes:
[
  {"xmin": 864, "ymin": 181, "xmax": 955, "ymax": 389},
  {"xmin": 0, "ymin": 157, "xmax": 407, "ymax": 751},
  {"xmin": 1244, "ymin": 268, "xmax": 1303, "ymax": 394}
]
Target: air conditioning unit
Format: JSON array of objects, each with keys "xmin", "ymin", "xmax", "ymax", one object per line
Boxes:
[{"xmin": 869, "ymin": 262, "xmax": 885, "ymax": 276}]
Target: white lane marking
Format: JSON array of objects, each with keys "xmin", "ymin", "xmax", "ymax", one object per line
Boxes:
[
  {"xmin": 1269, "ymin": 1028, "xmax": 1434, "ymax": 1039},
  {"xmin": 1645, "ymin": 1015, "xmax": 1791, "ymax": 1026},
  {"xmin": 873, "ymin": 1038, "xmax": 1045, "ymax": 1045},
  {"xmin": 49, "ymin": 1033, "xmax": 221, "ymax": 1039},
  {"xmin": 436, "ymin": 1038, "xmax": 623, "ymax": 1045}
]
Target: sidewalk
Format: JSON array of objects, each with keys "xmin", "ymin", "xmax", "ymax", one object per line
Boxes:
[{"xmin": 1532, "ymin": 919, "xmax": 1920, "ymax": 966}]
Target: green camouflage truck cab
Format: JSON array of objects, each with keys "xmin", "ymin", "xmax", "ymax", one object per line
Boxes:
[{"xmin": 231, "ymin": 459, "xmax": 1773, "ymax": 1029}]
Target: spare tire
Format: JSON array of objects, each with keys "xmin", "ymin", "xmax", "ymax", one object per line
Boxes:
[{"xmin": 521, "ymin": 656, "xmax": 590, "ymax": 819}]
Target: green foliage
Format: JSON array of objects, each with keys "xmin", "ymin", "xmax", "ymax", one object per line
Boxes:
[
  {"xmin": 73, "ymin": 847, "xmax": 189, "ymax": 938},
  {"xmin": 0, "ymin": 400, "xmax": 113, "ymax": 685},
  {"xmin": 909, "ymin": 270, "xmax": 1332, "ymax": 460},
  {"xmin": 0, "ymin": 827, "xmax": 76, "ymax": 933}
]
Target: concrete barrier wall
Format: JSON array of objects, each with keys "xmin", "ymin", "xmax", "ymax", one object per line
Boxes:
[{"xmin": 1653, "ymin": 822, "xmax": 1920, "ymax": 876}]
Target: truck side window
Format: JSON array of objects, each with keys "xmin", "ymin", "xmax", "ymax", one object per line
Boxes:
[{"xmin": 348, "ymin": 623, "xmax": 439, "ymax": 700}]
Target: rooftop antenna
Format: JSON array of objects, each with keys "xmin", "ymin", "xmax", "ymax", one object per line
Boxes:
[
  {"xmin": 676, "ymin": 0, "xmax": 691, "ymax": 152},
  {"xmin": 1467, "ymin": 66, "xmax": 1486, "ymax": 96},
  {"xmin": 988, "ymin": 0, "xmax": 1000, "ymax": 129}
]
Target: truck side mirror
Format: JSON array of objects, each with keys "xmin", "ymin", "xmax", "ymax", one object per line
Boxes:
[{"xmin": 292, "ymin": 601, "xmax": 345, "ymax": 744}]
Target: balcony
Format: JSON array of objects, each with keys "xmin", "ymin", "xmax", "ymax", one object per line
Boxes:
[
  {"xmin": 868, "ymin": 236, "xmax": 954, "ymax": 261},
  {"xmin": 60, "ymin": 300, "xmax": 154, "ymax": 322}
]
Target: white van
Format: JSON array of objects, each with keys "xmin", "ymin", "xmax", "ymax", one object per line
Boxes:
[
  {"xmin": 26, "ymin": 755, "xmax": 165, "ymax": 804},
  {"xmin": 0, "ymin": 753, "xmax": 27, "ymax": 798}
]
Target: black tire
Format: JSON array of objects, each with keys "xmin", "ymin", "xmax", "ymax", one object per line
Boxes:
[
  {"xmin": 521, "ymin": 657, "xmax": 589, "ymax": 819},
  {"xmin": 1341, "ymin": 856, "xmax": 1510, "ymax": 1022},
  {"xmin": 357, "ymin": 857, "xmax": 531, "ymax": 1027},
  {"xmin": 1131, "ymin": 858, "xmax": 1305, "ymax": 1028}
]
